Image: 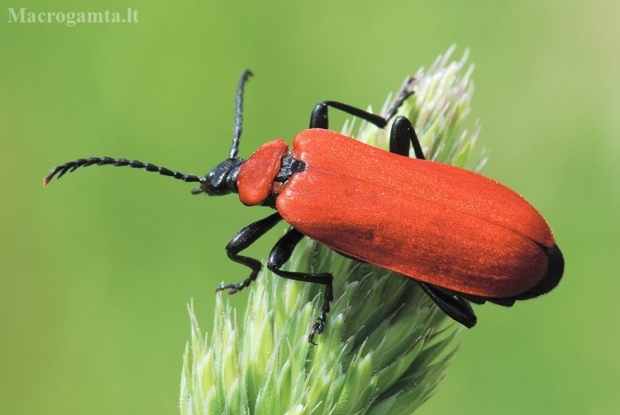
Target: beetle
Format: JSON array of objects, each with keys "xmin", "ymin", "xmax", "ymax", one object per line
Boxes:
[{"xmin": 45, "ymin": 69, "xmax": 564, "ymax": 343}]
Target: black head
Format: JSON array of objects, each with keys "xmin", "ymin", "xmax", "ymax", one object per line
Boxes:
[{"xmin": 194, "ymin": 157, "xmax": 244, "ymax": 196}]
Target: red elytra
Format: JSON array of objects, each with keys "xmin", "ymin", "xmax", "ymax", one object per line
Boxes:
[
  {"xmin": 239, "ymin": 129, "xmax": 556, "ymax": 299},
  {"xmin": 44, "ymin": 70, "xmax": 564, "ymax": 343}
]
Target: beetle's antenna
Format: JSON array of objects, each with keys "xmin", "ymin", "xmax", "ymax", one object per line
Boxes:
[
  {"xmin": 229, "ymin": 69, "xmax": 254, "ymax": 159},
  {"xmin": 43, "ymin": 156, "xmax": 201, "ymax": 186}
]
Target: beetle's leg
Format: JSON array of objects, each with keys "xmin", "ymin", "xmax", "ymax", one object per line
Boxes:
[
  {"xmin": 389, "ymin": 115, "xmax": 425, "ymax": 160},
  {"xmin": 461, "ymin": 293, "xmax": 517, "ymax": 307},
  {"xmin": 217, "ymin": 212, "xmax": 283, "ymax": 294},
  {"xmin": 310, "ymin": 101, "xmax": 389, "ymax": 130},
  {"xmin": 417, "ymin": 282, "xmax": 477, "ymax": 328},
  {"xmin": 267, "ymin": 228, "xmax": 334, "ymax": 345},
  {"xmin": 309, "ymin": 101, "xmax": 425, "ymax": 159},
  {"xmin": 309, "ymin": 79, "xmax": 414, "ymax": 130},
  {"xmin": 384, "ymin": 76, "xmax": 415, "ymax": 122}
]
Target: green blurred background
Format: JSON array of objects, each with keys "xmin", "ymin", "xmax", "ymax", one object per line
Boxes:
[{"xmin": 2, "ymin": 0, "xmax": 618, "ymax": 414}]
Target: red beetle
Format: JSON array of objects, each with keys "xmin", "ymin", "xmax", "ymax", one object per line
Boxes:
[{"xmin": 45, "ymin": 70, "xmax": 564, "ymax": 343}]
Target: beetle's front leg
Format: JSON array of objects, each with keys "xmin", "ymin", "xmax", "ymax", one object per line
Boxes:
[
  {"xmin": 217, "ymin": 212, "xmax": 283, "ymax": 294},
  {"xmin": 308, "ymin": 79, "xmax": 414, "ymax": 131},
  {"xmin": 310, "ymin": 101, "xmax": 388, "ymax": 130}
]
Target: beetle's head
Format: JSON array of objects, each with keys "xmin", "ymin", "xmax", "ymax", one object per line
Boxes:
[{"xmin": 195, "ymin": 157, "xmax": 245, "ymax": 196}]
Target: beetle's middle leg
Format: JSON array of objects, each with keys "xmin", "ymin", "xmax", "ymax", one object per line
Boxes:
[
  {"xmin": 388, "ymin": 115, "xmax": 426, "ymax": 160},
  {"xmin": 267, "ymin": 228, "xmax": 334, "ymax": 345}
]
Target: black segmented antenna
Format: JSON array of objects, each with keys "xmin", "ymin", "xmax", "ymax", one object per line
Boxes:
[
  {"xmin": 43, "ymin": 156, "xmax": 201, "ymax": 186},
  {"xmin": 43, "ymin": 70, "xmax": 256, "ymax": 192},
  {"xmin": 229, "ymin": 69, "xmax": 253, "ymax": 159}
]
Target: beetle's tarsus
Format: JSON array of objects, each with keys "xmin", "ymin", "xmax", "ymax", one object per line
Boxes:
[
  {"xmin": 309, "ymin": 313, "xmax": 327, "ymax": 345},
  {"xmin": 216, "ymin": 280, "xmax": 250, "ymax": 295}
]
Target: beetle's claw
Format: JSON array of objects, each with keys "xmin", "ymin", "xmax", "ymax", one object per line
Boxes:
[
  {"xmin": 216, "ymin": 280, "xmax": 252, "ymax": 295},
  {"xmin": 308, "ymin": 312, "xmax": 327, "ymax": 345},
  {"xmin": 216, "ymin": 283, "xmax": 240, "ymax": 294}
]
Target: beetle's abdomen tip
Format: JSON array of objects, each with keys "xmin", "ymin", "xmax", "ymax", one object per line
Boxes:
[
  {"xmin": 543, "ymin": 243, "xmax": 564, "ymax": 293},
  {"xmin": 517, "ymin": 243, "xmax": 564, "ymax": 300}
]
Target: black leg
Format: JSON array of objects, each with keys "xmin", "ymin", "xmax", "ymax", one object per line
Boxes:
[
  {"xmin": 310, "ymin": 101, "xmax": 389, "ymax": 130},
  {"xmin": 309, "ymin": 79, "xmax": 414, "ymax": 131},
  {"xmin": 308, "ymin": 98, "xmax": 424, "ymax": 161},
  {"xmin": 389, "ymin": 116, "xmax": 425, "ymax": 160},
  {"xmin": 460, "ymin": 293, "xmax": 516, "ymax": 307},
  {"xmin": 384, "ymin": 76, "xmax": 415, "ymax": 122},
  {"xmin": 267, "ymin": 228, "xmax": 334, "ymax": 344},
  {"xmin": 418, "ymin": 282, "xmax": 477, "ymax": 328},
  {"xmin": 217, "ymin": 212, "xmax": 283, "ymax": 294}
]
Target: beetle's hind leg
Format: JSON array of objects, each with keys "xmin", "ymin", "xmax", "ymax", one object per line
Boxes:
[
  {"xmin": 418, "ymin": 282, "xmax": 477, "ymax": 328},
  {"xmin": 267, "ymin": 228, "xmax": 334, "ymax": 345},
  {"xmin": 217, "ymin": 212, "xmax": 283, "ymax": 294}
]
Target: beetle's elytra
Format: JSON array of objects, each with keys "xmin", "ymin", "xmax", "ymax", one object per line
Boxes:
[{"xmin": 45, "ymin": 70, "xmax": 564, "ymax": 343}]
